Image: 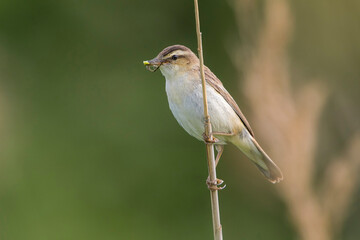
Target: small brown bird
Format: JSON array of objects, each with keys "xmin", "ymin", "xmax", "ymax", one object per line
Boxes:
[{"xmin": 144, "ymin": 45, "xmax": 283, "ymax": 185}]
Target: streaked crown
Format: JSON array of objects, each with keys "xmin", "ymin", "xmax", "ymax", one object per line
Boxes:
[{"xmin": 144, "ymin": 45, "xmax": 199, "ymax": 74}]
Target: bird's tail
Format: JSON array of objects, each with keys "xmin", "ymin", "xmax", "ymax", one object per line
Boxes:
[{"xmin": 231, "ymin": 130, "xmax": 283, "ymax": 183}]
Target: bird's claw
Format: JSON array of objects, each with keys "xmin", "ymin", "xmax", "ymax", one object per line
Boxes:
[
  {"xmin": 202, "ymin": 133, "xmax": 218, "ymax": 144},
  {"xmin": 206, "ymin": 178, "xmax": 226, "ymax": 191}
]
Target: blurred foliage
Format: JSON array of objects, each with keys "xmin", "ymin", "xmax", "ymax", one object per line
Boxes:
[{"xmin": 0, "ymin": 0, "xmax": 358, "ymax": 239}]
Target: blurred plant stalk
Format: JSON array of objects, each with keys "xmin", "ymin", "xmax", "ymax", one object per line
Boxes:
[
  {"xmin": 230, "ymin": 0, "xmax": 360, "ymax": 239},
  {"xmin": 194, "ymin": 0, "xmax": 223, "ymax": 239}
]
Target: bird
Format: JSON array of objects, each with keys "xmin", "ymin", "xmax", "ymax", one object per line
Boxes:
[{"xmin": 143, "ymin": 45, "xmax": 283, "ymax": 188}]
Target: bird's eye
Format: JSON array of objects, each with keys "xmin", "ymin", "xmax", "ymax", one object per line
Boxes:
[{"xmin": 171, "ymin": 55, "xmax": 178, "ymax": 60}]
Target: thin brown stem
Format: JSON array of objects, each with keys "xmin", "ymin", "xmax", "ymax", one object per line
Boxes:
[{"xmin": 194, "ymin": 0, "xmax": 223, "ymax": 239}]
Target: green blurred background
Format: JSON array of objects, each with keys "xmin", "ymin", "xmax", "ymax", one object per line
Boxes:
[{"xmin": 0, "ymin": 0, "xmax": 359, "ymax": 239}]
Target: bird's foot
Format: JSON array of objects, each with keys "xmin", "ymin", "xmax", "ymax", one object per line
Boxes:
[
  {"xmin": 206, "ymin": 177, "xmax": 226, "ymax": 191},
  {"xmin": 202, "ymin": 133, "xmax": 218, "ymax": 144}
]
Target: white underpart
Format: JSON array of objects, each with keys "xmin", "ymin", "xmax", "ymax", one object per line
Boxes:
[{"xmin": 161, "ymin": 66, "xmax": 241, "ymax": 144}]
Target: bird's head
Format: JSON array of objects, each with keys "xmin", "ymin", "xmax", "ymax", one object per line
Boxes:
[{"xmin": 143, "ymin": 45, "xmax": 199, "ymax": 77}]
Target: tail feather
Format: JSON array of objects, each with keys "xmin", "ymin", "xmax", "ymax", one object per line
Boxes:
[{"xmin": 232, "ymin": 130, "xmax": 283, "ymax": 183}]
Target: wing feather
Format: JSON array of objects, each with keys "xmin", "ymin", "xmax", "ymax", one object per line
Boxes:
[{"xmin": 204, "ymin": 66, "xmax": 255, "ymax": 137}]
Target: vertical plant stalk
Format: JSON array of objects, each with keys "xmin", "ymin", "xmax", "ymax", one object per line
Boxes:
[{"xmin": 194, "ymin": 0, "xmax": 223, "ymax": 240}]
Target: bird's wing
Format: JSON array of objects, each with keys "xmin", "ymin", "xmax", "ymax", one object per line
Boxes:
[{"xmin": 204, "ymin": 66, "xmax": 255, "ymax": 137}]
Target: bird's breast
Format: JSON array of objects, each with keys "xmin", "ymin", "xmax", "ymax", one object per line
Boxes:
[
  {"xmin": 165, "ymin": 75, "xmax": 205, "ymax": 140},
  {"xmin": 164, "ymin": 74, "xmax": 242, "ymax": 143}
]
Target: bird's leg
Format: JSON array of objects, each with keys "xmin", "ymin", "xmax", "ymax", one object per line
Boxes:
[
  {"xmin": 202, "ymin": 116, "xmax": 219, "ymax": 144},
  {"xmin": 206, "ymin": 145, "xmax": 226, "ymax": 191},
  {"xmin": 203, "ymin": 131, "xmax": 234, "ymax": 190},
  {"xmin": 207, "ymin": 178, "xmax": 226, "ymax": 191},
  {"xmin": 214, "ymin": 144, "xmax": 224, "ymax": 167},
  {"xmin": 212, "ymin": 131, "xmax": 236, "ymax": 137},
  {"xmin": 202, "ymin": 132, "xmax": 218, "ymax": 144},
  {"xmin": 202, "ymin": 131, "xmax": 235, "ymax": 144}
]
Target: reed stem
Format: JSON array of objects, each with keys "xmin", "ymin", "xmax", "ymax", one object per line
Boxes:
[{"xmin": 194, "ymin": 1, "xmax": 223, "ymax": 239}]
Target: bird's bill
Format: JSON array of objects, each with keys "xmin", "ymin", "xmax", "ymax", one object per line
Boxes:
[{"xmin": 143, "ymin": 58, "xmax": 162, "ymax": 72}]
